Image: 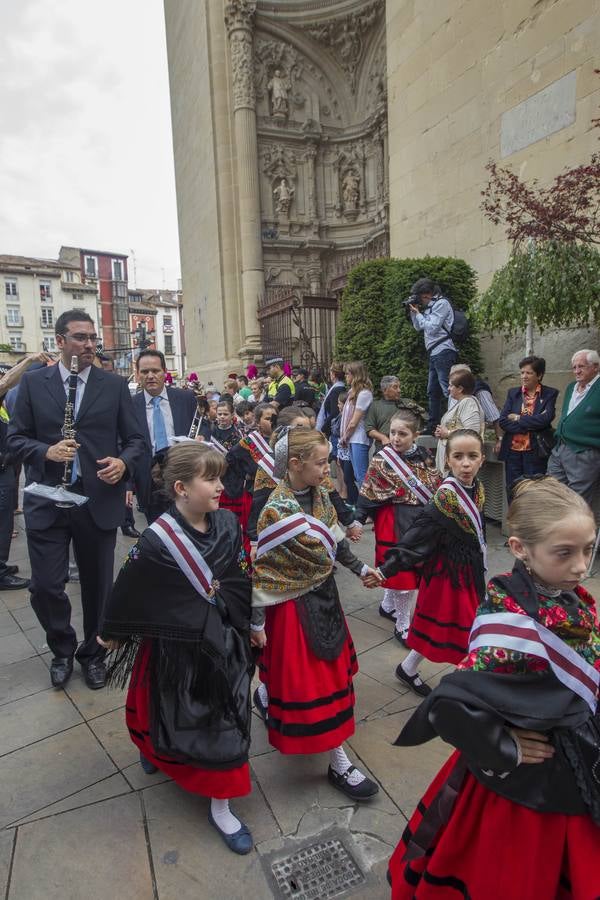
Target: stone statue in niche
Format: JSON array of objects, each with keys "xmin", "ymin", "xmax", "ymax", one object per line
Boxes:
[
  {"xmin": 273, "ymin": 177, "xmax": 294, "ymax": 216},
  {"xmin": 267, "ymin": 69, "xmax": 291, "ymax": 119},
  {"xmin": 342, "ymin": 169, "xmax": 360, "ymax": 211}
]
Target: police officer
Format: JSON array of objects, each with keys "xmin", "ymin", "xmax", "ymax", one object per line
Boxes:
[{"xmin": 266, "ymin": 357, "xmax": 295, "ymax": 410}]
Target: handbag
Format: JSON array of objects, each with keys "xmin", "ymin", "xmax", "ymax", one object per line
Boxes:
[{"xmin": 535, "ymin": 427, "xmax": 556, "ymax": 459}]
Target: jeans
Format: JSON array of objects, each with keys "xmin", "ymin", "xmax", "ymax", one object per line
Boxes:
[
  {"xmin": 340, "ymin": 457, "xmax": 358, "ymax": 505},
  {"xmin": 0, "ymin": 466, "xmax": 17, "ymax": 579},
  {"xmin": 349, "ymin": 442, "xmax": 370, "ymax": 489},
  {"xmin": 504, "ymin": 449, "xmax": 547, "ymax": 501},
  {"xmin": 427, "ymin": 348, "xmax": 457, "ymax": 429}
]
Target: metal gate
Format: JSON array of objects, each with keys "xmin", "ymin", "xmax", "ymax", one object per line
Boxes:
[{"xmin": 257, "ymin": 286, "xmax": 339, "ymax": 372}]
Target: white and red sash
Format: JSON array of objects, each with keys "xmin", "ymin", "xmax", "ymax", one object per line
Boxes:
[
  {"xmin": 442, "ymin": 476, "xmax": 487, "ymax": 569},
  {"xmin": 378, "ymin": 446, "xmax": 433, "ymax": 505},
  {"xmin": 208, "ymin": 436, "xmax": 227, "ymax": 456},
  {"xmin": 246, "ymin": 431, "xmax": 278, "ymax": 482},
  {"xmin": 256, "ymin": 511, "xmax": 337, "ymax": 561},
  {"xmin": 469, "ymin": 612, "xmax": 600, "ymax": 712},
  {"xmin": 149, "ymin": 513, "xmax": 217, "ymax": 605}
]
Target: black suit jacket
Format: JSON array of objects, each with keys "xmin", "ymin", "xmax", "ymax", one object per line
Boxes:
[
  {"xmin": 7, "ymin": 365, "xmax": 145, "ymax": 530},
  {"xmin": 132, "ymin": 387, "xmax": 198, "ymax": 510},
  {"xmin": 498, "ymin": 384, "xmax": 559, "ymax": 460}
]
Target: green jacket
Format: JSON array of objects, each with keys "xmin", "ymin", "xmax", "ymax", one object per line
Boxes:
[{"xmin": 554, "ymin": 378, "xmax": 600, "ymax": 452}]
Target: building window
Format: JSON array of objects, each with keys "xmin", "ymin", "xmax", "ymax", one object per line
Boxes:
[
  {"xmin": 113, "ymin": 282, "xmax": 127, "ymax": 299},
  {"xmin": 42, "ymin": 336, "xmax": 57, "ymax": 351},
  {"xmin": 40, "ymin": 281, "xmax": 52, "ymax": 302},
  {"xmin": 41, "ymin": 307, "xmax": 54, "ymax": 328},
  {"xmin": 164, "ymin": 335, "xmax": 174, "ymax": 355},
  {"xmin": 6, "ymin": 307, "xmax": 21, "ymax": 326},
  {"xmin": 84, "ymin": 255, "xmax": 98, "ymax": 278},
  {"xmin": 5, "ymin": 279, "xmax": 18, "ymax": 297},
  {"xmin": 65, "ymin": 270, "xmax": 75, "ymax": 282},
  {"xmin": 9, "ymin": 335, "xmax": 24, "ymax": 351},
  {"xmin": 112, "ymin": 259, "xmax": 124, "ymax": 281}
]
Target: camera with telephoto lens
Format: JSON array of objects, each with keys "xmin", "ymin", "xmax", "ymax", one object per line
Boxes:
[{"xmin": 402, "ymin": 294, "xmax": 419, "ymax": 308}]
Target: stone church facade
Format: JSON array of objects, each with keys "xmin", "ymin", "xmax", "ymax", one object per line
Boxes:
[{"xmin": 164, "ymin": 0, "xmax": 600, "ymax": 391}]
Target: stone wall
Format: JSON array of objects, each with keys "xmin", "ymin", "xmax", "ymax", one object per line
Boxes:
[{"xmin": 386, "ymin": 0, "xmax": 600, "ymax": 402}]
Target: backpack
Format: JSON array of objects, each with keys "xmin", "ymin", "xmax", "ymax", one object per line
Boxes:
[{"xmin": 447, "ymin": 307, "xmax": 469, "ymax": 343}]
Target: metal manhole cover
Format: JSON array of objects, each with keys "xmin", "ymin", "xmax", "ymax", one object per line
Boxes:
[{"xmin": 271, "ymin": 838, "xmax": 364, "ymax": 899}]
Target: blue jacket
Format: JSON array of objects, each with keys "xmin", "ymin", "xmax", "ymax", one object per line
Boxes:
[{"xmin": 498, "ymin": 384, "xmax": 559, "ymax": 460}]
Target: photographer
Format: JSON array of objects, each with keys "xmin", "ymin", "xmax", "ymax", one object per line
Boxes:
[{"xmin": 407, "ymin": 278, "xmax": 457, "ymax": 433}]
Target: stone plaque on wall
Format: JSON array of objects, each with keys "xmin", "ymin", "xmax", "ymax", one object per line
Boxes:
[{"xmin": 500, "ymin": 70, "xmax": 577, "ymax": 158}]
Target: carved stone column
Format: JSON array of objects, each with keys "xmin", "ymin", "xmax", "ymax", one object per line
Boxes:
[
  {"xmin": 304, "ymin": 141, "xmax": 319, "ymax": 234},
  {"xmin": 225, "ymin": 0, "xmax": 263, "ymax": 359}
]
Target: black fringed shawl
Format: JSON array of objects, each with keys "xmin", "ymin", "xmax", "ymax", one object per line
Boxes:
[
  {"xmin": 380, "ymin": 479, "xmax": 486, "ymax": 599},
  {"xmin": 101, "ymin": 506, "xmax": 252, "ymax": 720}
]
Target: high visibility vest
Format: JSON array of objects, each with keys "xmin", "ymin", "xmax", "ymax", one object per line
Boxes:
[{"xmin": 268, "ymin": 375, "xmax": 295, "ymax": 400}]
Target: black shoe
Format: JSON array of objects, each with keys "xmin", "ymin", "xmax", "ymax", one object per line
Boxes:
[
  {"xmin": 50, "ymin": 656, "xmax": 74, "ymax": 688},
  {"xmin": 140, "ymin": 752, "xmax": 158, "ymax": 775},
  {"xmin": 5, "ymin": 564, "xmax": 19, "ymax": 575},
  {"xmin": 80, "ymin": 659, "xmax": 107, "ymax": 690},
  {"xmin": 327, "ymin": 765, "xmax": 379, "ymax": 800},
  {"xmin": 393, "ymin": 628, "xmax": 409, "ymax": 648},
  {"xmin": 253, "ymin": 687, "xmax": 268, "ymax": 724},
  {"xmin": 378, "ymin": 604, "xmax": 397, "ymax": 622},
  {"xmin": 395, "ymin": 663, "xmax": 432, "ymax": 697},
  {"xmin": 0, "ymin": 573, "xmax": 30, "ymax": 591},
  {"xmin": 121, "ymin": 527, "xmax": 141, "ymax": 538}
]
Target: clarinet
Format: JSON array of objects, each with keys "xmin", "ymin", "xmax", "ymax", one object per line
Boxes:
[
  {"xmin": 60, "ymin": 355, "xmax": 79, "ymax": 490},
  {"xmin": 187, "ymin": 385, "xmax": 203, "ymax": 439}
]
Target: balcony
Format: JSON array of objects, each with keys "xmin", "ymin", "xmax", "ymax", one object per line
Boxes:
[
  {"xmin": 6, "ymin": 315, "xmax": 24, "ymax": 327},
  {"xmin": 40, "ymin": 318, "xmax": 54, "ymax": 329},
  {"xmin": 9, "ymin": 343, "xmax": 26, "ymax": 353},
  {"xmin": 162, "ymin": 324, "xmax": 174, "ymax": 334}
]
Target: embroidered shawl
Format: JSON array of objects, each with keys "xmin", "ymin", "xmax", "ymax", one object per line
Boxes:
[
  {"xmin": 360, "ymin": 449, "xmax": 441, "ymax": 506},
  {"xmin": 433, "ymin": 480, "xmax": 485, "ymax": 539}
]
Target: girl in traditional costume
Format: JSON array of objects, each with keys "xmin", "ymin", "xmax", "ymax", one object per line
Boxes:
[
  {"xmin": 372, "ymin": 429, "xmax": 487, "ymax": 696},
  {"xmin": 355, "ymin": 411, "xmax": 441, "ymax": 644},
  {"xmin": 251, "ymin": 427, "xmax": 380, "ymax": 799},
  {"xmin": 99, "ymin": 443, "xmax": 255, "ymax": 855},
  {"xmin": 387, "ymin": 477, "xmax": 600, "ymax": 899},
  {"xmin": 221, "ymin": 402, "xmax": 278, "ymax": 556}
]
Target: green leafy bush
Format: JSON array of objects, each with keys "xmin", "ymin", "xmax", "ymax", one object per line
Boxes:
[{"xmin": 335, "ymin": 256, "xmax": 483, "ymax": 407}]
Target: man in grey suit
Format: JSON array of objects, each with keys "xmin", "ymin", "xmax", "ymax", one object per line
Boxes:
[
  {"xmin": 7, "ymin": 310, "xmax": 144, "ymax": 690},
  {"xmin": 131, "ymin": 349, "xmax": 198, "ymax": 523}
]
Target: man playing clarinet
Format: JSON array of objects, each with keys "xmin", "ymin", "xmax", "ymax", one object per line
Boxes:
[{"xmin": 7, "ymin": 310, "xmax": 144, "ymax": 690}]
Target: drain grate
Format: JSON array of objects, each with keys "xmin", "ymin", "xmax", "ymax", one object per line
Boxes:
[{"xmin": 271, "ymin": 838, "xmax": 364, "ymax": 900}]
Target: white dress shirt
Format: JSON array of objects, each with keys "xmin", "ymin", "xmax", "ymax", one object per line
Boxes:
[
  {"xmin": 144, "ymin": 388, "xmax": 175, "ymax": 452},
  {"xmin": 567, "ymin": 374, "xmax": 600, "ymax": 416}
]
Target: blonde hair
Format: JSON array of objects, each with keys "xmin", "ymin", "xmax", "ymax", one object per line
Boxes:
[
  {"xmin": 508, "ymin": 477, "xmax": 594, "ymax": 545},
  {"xmin": 345, "ymin": 360, "xmax": 373, "ymax": 399},
  {"xmin": 159, "ymin": 443, "xmax": 226, "ymax": 499},
  {"xmin": 287, "ymin": 427, "xmax": 328, "ymax": 463}
]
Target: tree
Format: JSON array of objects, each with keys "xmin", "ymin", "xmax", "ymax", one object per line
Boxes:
[{"xmin": 335, "ymin": 256, "xmax": 483, "ymax": 407}]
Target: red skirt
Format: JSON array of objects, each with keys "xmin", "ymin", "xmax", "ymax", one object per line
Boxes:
[
  {"xmin": 374, "ymin": 505, "xmax": 418, "ymax": 591},
  {"xmin": 125, "ymin": 643, "xmax": 251, "ymax": 799},
  {"xmin": 407, "ymin": 568, "xmax": 479, "ymax": 665},
  {"xmin": 389, "ymin": 752, "xmax": 600, "ymax": 899},
  {"xmin": 219, "ymin": 489, "xmax": 252, "ymax": 556},
  {"xmin": 258, "ymin": 598, "xmax": 358, "ymax": 754}
]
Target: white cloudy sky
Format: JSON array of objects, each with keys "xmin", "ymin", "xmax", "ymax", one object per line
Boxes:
[{"xmin": 0, "ymin": 0, "xmax": 180, "ymax": 289}]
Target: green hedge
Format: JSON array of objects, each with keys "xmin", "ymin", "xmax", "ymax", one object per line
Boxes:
[{"xmin": 335, "ymin": 256, "xmax": 483, "ymax": 407}]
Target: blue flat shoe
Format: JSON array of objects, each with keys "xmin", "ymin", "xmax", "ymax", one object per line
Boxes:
[
  {"xmin": 140, "ymin": 752, "xmax": 158, "ymax": 775},
  {"xmin": 208, "ymin": 809, "xmax": 253, "ymax": 855},
  {"xmin": 253, "ymin": 687, "xmax": 268, "ymax": 724}
]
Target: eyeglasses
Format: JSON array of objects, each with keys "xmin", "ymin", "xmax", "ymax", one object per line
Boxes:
[{"xmin": 62, "ymin": 333, "xmax": 100, "ymax": 344}]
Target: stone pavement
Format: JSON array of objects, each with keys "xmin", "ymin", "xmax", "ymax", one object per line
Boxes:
[{"xmin": 1, "ymin": 512, "xmax": 598, "ymax": 900}]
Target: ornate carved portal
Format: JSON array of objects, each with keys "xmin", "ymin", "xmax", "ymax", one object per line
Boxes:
[{"xmin": 225, "ymin": 0, "xmax": 389, "ymax": 369}]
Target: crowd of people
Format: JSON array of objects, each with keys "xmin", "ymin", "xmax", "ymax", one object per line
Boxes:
[{"xmin": 1, "ymin": 304, "xmax": 600, "ymax": 895}]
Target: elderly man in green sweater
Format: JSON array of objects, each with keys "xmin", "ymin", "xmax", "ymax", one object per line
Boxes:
[
  {"xmin": 548, "ymin": 348, "xmax": 600, "ymax": 506},
  {"xmin": 364, "ymin": 375, "xmax": 426, "ymax": 453}
]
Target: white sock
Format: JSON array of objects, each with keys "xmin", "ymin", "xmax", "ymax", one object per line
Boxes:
[
  {"xmin": 390, "ymin": 590, "xmax": 416, "ymax": 633},
  {"xmin": 257, "ymin": 682, "xmax": 268, "ymax": 707},
  {"xmin": 401, "ymin": 650, "xmax": 424, "ymax": 678},
  {"xmin": 329, "ymin": 746, "xmax": 366, "ymax": 786},
  {"xmin": 381, "ymin": 589, "xmax": 397, "ymax": 615},
  {"xmin": 210, "ymin": 798, "xmax": 241, "ymax": 835}
]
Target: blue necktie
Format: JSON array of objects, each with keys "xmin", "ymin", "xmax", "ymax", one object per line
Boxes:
[{"xmin": 152, "ymin": 395, "xmax": 169, "ymax": 453}]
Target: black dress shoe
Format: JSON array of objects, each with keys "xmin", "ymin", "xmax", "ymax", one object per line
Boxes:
[
  {"xmin": 5, "ymin": 564, "xmax": 19, "ymax": 575},
  {"xmin": 121, "ymin": 527, "xmax": 141, "ymax": 538},
  {"xmin": 378, "ymin": 604, "xmax": 397, "ymax": 622},
  {"xmin": 0, "ymin": 574, "xmax": 30, "ymax": 591},
  {"xmin": 327, "ymin": 765, "xmax": 379, "ymax": 800},
  {"xmin": 395, "ymin": 663, "xmax": 432, "ymax": 697},
  {"xmin": 51, "ymin": 656, "xmax": 74, "ymax": 688},
  {"xmin": 393, "ymin": 628, "xmax": 409, "ymax": 647},
  {"xmin": 80, "ymin": 659, "xmax": 107, "ymax": 690}
]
